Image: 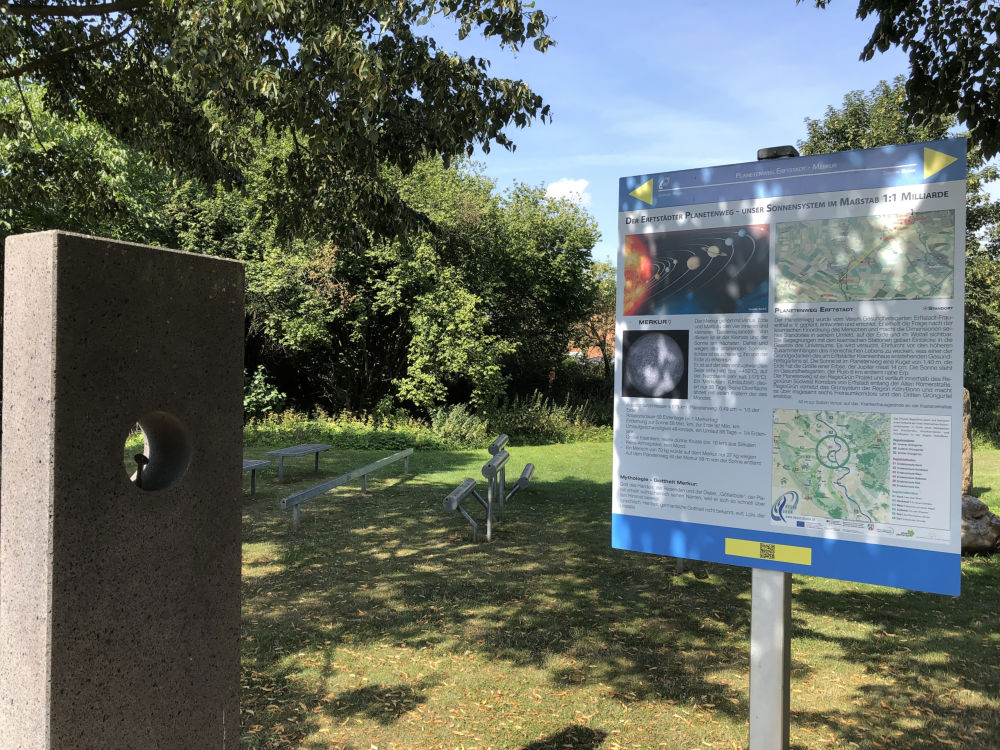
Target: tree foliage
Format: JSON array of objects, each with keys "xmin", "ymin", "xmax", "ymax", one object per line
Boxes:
[
  {"xmin": 0, "ymin": 0, "xmax": 599, "ymax": 416},
  {"xmin": 0, "ymin": 79, "xmax": 172, "ymax": 242},
  {"xmin": 807, "ymin": 0, "xmax": 1000, "ymax": 158},
  {"xmin": 1, "ymin": 0, "xmax": 553, "ymax": 239},
  {"xmin": 570, "ymin": 260, "xmax": 615, "ymax": 381},
  {"xmin": 0, "ymin": 80, "xmax": 599, "ymax": 415},
  {"xmin": 798, "ymin": 77, "xmax": 1000, "ymax": 436},
  {"xmin": 163, "ymin": 155, "xmax": 599, "ymax": 413},
  {"xmin": 964, "ymin": 255, "xmax": 1000, "ymax": 438}
]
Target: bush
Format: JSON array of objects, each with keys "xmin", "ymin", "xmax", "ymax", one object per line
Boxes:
[
  {"xmin": 546, "ymin": 358, "xmax": 613, "ymax": 421},
  {"xmin": 243, "ymin": 393, "xmax": 612, "ymax": 452},
  {"xmin": 125, "ymin": 426, "xmax": 145, "ymax": 454},
  {"xmin": 430, "ymin": 404, "xmax": 490, "ymax": 445},
  {"xmin": 966, "ymin": 255, "xmax": 1000, "ymax": 441},
  {"xmin": 244, "ymin": 367, "xmax": 287, "ymax": 422},
  {"xmin": 243, "ymin": 410, "xmax": 456, "ymax": 451},
  {"xmin": 485, "ymin": 392, "xmax": 611, "ymax": 444}
]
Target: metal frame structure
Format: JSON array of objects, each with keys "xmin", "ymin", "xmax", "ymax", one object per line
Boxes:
[{"xmin": 443, "ymin": 436, "xmax": 534, "ymax": 541}]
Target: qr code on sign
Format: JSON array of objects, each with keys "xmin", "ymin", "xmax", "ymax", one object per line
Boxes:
[{"xmin": 759, "ymin": 543, "xmax": 776, "ymax": 560}]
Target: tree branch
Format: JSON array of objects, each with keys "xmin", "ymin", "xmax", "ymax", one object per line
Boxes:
[
  {"xmin": 6, "ymin": 67, "xmax": 46, "ymax": 149},
  {"xmin": 3, "ymin": 0, "xmax": 151, "ymax": 18},
  {"xmin": 0, "ymin": 20, "xmax": 133, "ymax": 80}
]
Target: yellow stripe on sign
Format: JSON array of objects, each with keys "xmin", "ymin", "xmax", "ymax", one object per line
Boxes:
[{"xmin": 725, "ymin": 538, "xmax": 812, "ymax": 566}]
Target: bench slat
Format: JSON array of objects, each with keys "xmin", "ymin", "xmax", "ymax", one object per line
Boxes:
[
  {"xmin": 281, "ymin": 448, "xmax": 413, "ymax": 509},
  {"xmin": 266, "ymin": 443, "xmax": 331, "ymax": 458}
]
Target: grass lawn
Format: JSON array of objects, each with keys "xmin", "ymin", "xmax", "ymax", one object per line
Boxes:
[
  {"xmin": 239, "ymin": 442, "xmax": 1000, "ymax": 749},
  {"xmin": 972, "ymin": 445, "xmax": 1000, "ymax": 514}
]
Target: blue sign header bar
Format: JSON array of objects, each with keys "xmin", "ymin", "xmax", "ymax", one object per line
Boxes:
[{"xmin": 619, "ymin": 137, "xmax": 967, "ymax": 212}]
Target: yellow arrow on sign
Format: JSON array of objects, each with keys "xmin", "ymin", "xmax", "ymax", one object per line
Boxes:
[
  {"xmin": 629, "ymin": 179, "xmax": 654, "ymax": 206},
  {"xmin": 923, "ymin": 147, "xmax": 958, "ymax": 179}
]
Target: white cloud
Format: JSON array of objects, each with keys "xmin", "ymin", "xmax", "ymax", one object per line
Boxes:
[{"xmin": 546, "ymin": 177, "xmax": 592, "ymax": 206}]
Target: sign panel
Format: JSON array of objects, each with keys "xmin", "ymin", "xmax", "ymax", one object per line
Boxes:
[{"xmin": 612, "ymin": 139, "xmax": 966, "ymax": 595}]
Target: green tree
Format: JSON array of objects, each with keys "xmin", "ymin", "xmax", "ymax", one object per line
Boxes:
[
  {"xmin": 0, "ymin": 74, "xmax": 597, "ymax": 415},
  {"xmin": 163, "ymin": 155, "xmax": 598, "ymax": 413},
  {"xmin": 0, "ymin": 79, "xmax": 173, "ymax": 243},
  {"xmin": 2, "ymin": 0, "xmax": 554, "ymax": 240},
  {"xmin": 487, "ymin": 183, "xmax": 600, "ymax": 392},
  {"xmin": 806, "ymin": 0, "xmax": 1000, "ymax": 158},
  {"xmin": 798, "ymin": 77, "xmax": 1000, "ymax": 437},
  {"xmin": 395, "ymin": 266, "xmax": 513, "ymax": 410},
  {"xmin": 570, "ymin": 260, "xmax": 615, "ymax": 382},
  {"xmin": 964, "ymin": 255, "xmax": 1000, "ymax": 437},
  {"xmin": 368, "ymin": 162, "xmax": 600, "ymax": 410}
]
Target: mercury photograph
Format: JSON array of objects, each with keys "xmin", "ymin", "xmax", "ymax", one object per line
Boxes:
[
  {"xmin": 621, "ymin": 330, "xmax": 689, "ymax": 399},
  {"xmin": 623, "ymin": 224, "xmax": 770, "ymax": 315}
]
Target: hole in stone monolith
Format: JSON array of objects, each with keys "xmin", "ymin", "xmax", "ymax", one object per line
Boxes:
[{"xmin": 124, "ymin": 411, "xmax": 192, "ymax": 491}]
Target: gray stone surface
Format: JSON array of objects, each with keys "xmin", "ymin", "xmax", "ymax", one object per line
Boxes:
[
  {"xmin": 0, "ymin": 231, "xmax": 244, "ymax": 748},
  {"xmin": 961, "ymin": 495, "xmax": 1000, "ymax": 554},
  {"xmin": 962, "ymin": 387, "xmax": 973, "ymax": 496}
]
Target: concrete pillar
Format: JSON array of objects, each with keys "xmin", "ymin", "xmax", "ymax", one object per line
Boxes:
[{"xmin": 0, "ymin": 231, "xmax": 244, "ymax": 748}]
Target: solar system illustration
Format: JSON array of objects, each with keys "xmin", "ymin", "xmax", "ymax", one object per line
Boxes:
[
  {"xmin": 621, "ymin": 330, "xmax": 689, "ymax": 399},
  {"xmin": 623, "ymin": 225, "xmax": 770, "ymax": 315}
]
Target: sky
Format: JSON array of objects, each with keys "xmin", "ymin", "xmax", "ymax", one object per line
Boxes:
[{"xmin": 433, "ymin": 0, "xmax": 914, "ymax": 263}]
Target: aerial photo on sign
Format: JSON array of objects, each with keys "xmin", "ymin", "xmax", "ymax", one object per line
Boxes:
[{"xmin": 775, "ymin": 209, "xmax": 955, "ymax": 302}]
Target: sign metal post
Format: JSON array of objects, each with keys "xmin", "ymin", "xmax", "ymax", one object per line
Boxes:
[
  {"xmin": 749, "ymin": 568, "xmax": 791, "ymax": 749},
  {"xmin": 745, "ymin": 145, "xmax": 799, "ymax": 750}
]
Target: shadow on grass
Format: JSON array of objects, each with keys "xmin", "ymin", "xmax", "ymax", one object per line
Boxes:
[
  {"xmin": 326, "ymin": 681, "xmax": 433, "ymax": 725},
  {"xmin": 242, "ymin": 469, "xmax": 757, "ymax": 746},
  {"xmin": 520, "ymin": 724, "xmax": 608, "ymax": 749},
  {"xmin": 241, "ymin": 451, "xmax": 1000, "ymax": 748},
  {"xmin": 785, "ymin": 563, "xmax": 1000, "ymax": 748}
]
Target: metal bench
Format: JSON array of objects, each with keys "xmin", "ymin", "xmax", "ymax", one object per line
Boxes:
[
  {"xmin": 241, "ymin": 459, "xmax": 271, "ymax": 495},
  {"xmin": 508, "ymin": 463, "xmax": 534, "ymax": 500},
  {"xmin": 481, "ymin": 452, "xmax": 534, "ymax": 520},
  {"xmin": 265, "ymin": 443, "xmax": 332, "ymax": 482},
  {"xmin": 280, "ymin": 448, "xmax": 413, "ymax": 531},
  {"xmin": 482, "ymin": 449, "xmax": 510, "ymax": 521}
]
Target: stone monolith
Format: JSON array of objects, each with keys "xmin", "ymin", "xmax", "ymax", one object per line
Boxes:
[{"xmin": 0, "ymin": 231, "xmax": 244, "ymax": 748}]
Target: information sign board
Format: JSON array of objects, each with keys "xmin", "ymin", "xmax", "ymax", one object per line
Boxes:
[{"xmin": 612, "ymin": 139, "xmax": 967, "ymax": 595}]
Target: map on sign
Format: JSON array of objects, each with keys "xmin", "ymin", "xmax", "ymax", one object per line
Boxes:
[
  {"xmin": 771, "ymin": 409, "xmax": 891, "ymax": 524},
  {"xmin": 774, "ymin": 209, "xmax": 955, "ymax": 302}
]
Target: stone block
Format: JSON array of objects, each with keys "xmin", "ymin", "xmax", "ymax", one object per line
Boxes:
[
  {"xmin": 961, "ymin": 494, "xmax": 1000, "ymax": 554},
  {"xmin": 962, "ymin": 387, "xmax": 973, "ymax": 496},
  {"xmin": 0, "ymin": 231, "xmax": 244, "ymax": 748},
  {"xmin": 962, "ymin": 388, "xmax": 973, "ymax": 495}
]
